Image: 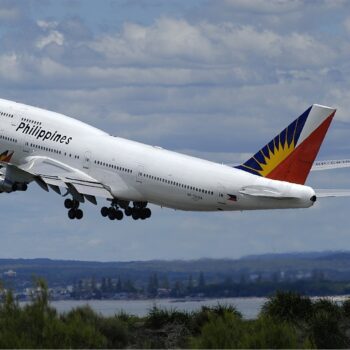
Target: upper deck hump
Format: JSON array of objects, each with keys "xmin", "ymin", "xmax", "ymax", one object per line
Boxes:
[{"xmin": 0, "ymin": 98, "xmax": 108, "ymax": 136}]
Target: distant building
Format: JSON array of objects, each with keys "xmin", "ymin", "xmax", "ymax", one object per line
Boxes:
[{"xmin": 3, "ymin": 270, "xmax": 16, "ymax": 278}]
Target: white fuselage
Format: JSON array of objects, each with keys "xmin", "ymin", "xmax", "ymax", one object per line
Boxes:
[{"xmin": 0, "ymin": 98, "xmax": 315, "ymax": 212}]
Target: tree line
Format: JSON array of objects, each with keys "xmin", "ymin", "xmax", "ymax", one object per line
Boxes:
[
  {"xmin": 1, "ymin": 278, "xmax": 350, "ymax": 348},
  {"xmin": 70, "ymin": 271, "xmax": 350, "ymax": 299}
]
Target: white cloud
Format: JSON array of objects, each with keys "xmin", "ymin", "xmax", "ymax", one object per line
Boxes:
[
  {"xmin": 223, "ymin": 0, "xmax": 304, "ymax": 14},
  {"xmin": 0, "ymin": 0, "xmax": 349, "ymax": 261},
  {"xmin": 36, "ymin": 30, "xmax": 64, "ymax": 49},
  {"xmin": 89, "ymin": 19, "xmax": 334, "ymax": 69}
]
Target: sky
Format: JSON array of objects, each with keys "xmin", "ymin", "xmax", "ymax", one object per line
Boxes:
[{"xmin": 0, "ymin": 0, "xmax": 350, "ymax": 261}]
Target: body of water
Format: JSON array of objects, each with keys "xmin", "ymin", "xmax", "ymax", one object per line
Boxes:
[{"xmin": 48, "ymin": 297, "xmax": 267, "ymax": 319}]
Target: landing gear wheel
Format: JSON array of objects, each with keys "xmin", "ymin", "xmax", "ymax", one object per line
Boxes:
[
  {"xmin": 132, "ymin": 209, "xmax": 140, "ymax": 220},
  {"xmin": 76, "ymin": 209, "xmax": 83, "ymax": 220},
  {"xmin": 115, "ymin": 210, "xmax": 123, "ymax": 220},
  {"xmin": 140, "ymin": 210, "xmax": 147, "ymax": 220},
  {"xmin": 101, "ymin": 206, "xmax": 109, "ymax": 217},
  {"xmin": 68, "ymin": 209, "xmax": 76, "ymax": 219},
  {"xmin": 72, "ymin": 200, "xmax": 80, "ymax": 209},
  {"xmin": 108, "ymin": 208, "xmax": 116, "ymax": 220},
  {"xmin": 64, "ymin": 199, "xmax": 73, "ymax": 209},
  {"xmin": 125, "ymin": 207, "xmax": 132, "ymax": 216},
  {"xmin": 144, "ymin": 208, "xmax": 151, "ymax": 219}
]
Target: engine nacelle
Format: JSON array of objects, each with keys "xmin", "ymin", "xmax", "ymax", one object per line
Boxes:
[
  {"xmin": 0, "ymin": 180, "xmax": 14, "ymax": 193},
  {"xmin": 0, "ymin": 181, "xmax": 28, "ymax": 193}
]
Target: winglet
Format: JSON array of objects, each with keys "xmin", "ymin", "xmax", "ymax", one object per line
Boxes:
[{"xmin": 236, "ymin": 104, "xmax": 336, "ymax": 184}]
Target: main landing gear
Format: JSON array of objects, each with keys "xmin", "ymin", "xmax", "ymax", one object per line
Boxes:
[
  {"xmin": 63, "ymin": 197, "xmax": 152, "ymax": 221},
  {"xmin": 100, "ymin": 200, "xmax": 152, "ymax": 221},
  {"xmin": 100, "ymin": 206, "xmax": 124, "ymax": 221},
  {"xmin": 64, "ymin": 198, "xmax": 83, "ymax": 220}
]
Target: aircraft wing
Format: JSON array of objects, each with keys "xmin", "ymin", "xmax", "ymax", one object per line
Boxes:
[
  {"xmin": 315, "ymin": 189, "xmax": 350, "ymax": 198},
  {"xmin": 18, "ymin": 156, "xmax": 113, "ymax": 202},
  {"xmin": 311, "ymin": 159, "xmax": 350, "ymax": 171}
]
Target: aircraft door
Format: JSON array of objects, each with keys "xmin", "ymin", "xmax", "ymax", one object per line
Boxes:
[
  {"xmin": 217, "ymin": 183, "xmax": 227, "ymax": 206},
  {"xmin": 23, "ymin": 141, "xmax": 30, "ymax": 154},
  {"xmin": 83, "ymin": 151, "xmax": 92, "ymax": 171},
  {"xmin": 136, "ymin": 164, "xmax": 145, "ymax": 184}
]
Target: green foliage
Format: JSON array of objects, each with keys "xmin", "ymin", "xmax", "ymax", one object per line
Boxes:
[
  {"xmin": 262, "ymin": 292, "xmax": 350, "ymax": 349},
  {"xmin": 240, "ymin": 317, "xmax": 301, "ymax": 349},
  {"xmin": 146, "ymin": 306, "xmax": 191, "ymax": 329},
  {"xmin": 1, "ymin": 280, "xmax": 350, "ymax": 349},
  {"xmin": 190, "ymin": 304, "xmax": 242, "ymax": 335},
  {"xmin": 142, "ymin": 306, "xmax": 192, "ymax": 348},
  {"xmin": 261, "ymin": 290, "xmax": 313, "ymax": 324},
  {"xmin": 190, "ymin": 311, "xmax": 301, "ymax": 349},
  {"xmin": 342, "ymin": 298, "xmax": 350, "ymax": 318},
  {"xmin": 190, "ymin": 310, "xmax": 243, "ymax": 349},
  {"xmin": 309, "ymin": 299, "xmax": 349, "ymax": 349}
]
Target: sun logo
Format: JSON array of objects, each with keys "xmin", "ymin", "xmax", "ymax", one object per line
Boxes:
[
  {"xmin": 236, "ymin": 109, "xmax": 309, "ymax": 177},
  {"xmin": 254, "ymin": 131, "xmax": 296, "ymax": 177}
]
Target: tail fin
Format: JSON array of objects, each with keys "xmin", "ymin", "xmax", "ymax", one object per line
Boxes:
[{"xmin": 236, "ymin": 104, "xmax": 336, "ymax": 185}]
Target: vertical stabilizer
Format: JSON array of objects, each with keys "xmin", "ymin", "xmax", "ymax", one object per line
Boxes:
[{"xmin": 236, "ymin": 104, "xmax": 336, "ymax": 184}]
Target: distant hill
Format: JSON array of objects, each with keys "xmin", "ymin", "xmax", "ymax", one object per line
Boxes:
[{"xmin": 2, "ymin": 251, "xmax": 350, "ymax": 287}]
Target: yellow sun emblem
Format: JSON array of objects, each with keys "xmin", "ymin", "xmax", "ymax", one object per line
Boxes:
[{"xmin": 254, "ymin": 133, "xmax": 296, "ymax": 177}]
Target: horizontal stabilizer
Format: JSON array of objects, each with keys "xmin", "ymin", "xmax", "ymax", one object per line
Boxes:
[
  {"xmin": 312, "ymin": 159, "xmax": 350, "ymax": 171},
  {"xmin": 315, "ymin": 189, "xmax": 350, "ymax": 198}
]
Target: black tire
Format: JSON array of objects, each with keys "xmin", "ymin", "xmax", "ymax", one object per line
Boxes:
[
  {"xmin": 73, "ymin": 200, "xmax": 80, "ymax": 209},
  {"xmin": 64, "ymin": 198, "xmax": 73, "ymax": 209},
  {"xmin": 132, "ymin": 209, "xmax": 139, "ymax": 220},
  {"xmin": 22, "ymin": 183, "xmax": 28, "ymax": 191},
  {"xmin": 140, "ymin": 210, "xmax": 147, "ymax": 220},
  {"xmin": 125, "ymin": 207, "xmax": 132, "ymax": 216},
  {"xmin": 108, "ymin": 208, "xmax": 116, "ymax": 220},
  {"xmin": 101, "ymin": 206, "xmax": 109, "ymax": 217},
  {"xmin": 115, "ymin": 210, "xmax": 124, "ymax": 220},
  {"xmin": 76, "ymin": 209, "xmax": 83, "ymax": 220},
  {"xmin": 144, "ymin": 208, "xmax": 151, "ymax": 219},
  {"xmin": 68, "ymin": 209, "xmax": 76, "ymax": 219}
]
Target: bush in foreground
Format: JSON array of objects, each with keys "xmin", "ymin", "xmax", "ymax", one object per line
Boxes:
[{"xmin": 1, "ymin": 280, "xmax": 350, "ymax": 348}]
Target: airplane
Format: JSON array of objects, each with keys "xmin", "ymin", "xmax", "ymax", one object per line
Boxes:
[{"xmin": 0, "ymin": 98, "xmax": 349, "ymax": 221}]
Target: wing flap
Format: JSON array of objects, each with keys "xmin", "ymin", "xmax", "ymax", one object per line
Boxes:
[{"xmin": 19, "ymin": 156, "xmax": 113, "ymax": 199}]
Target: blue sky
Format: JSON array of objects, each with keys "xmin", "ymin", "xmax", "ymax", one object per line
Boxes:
[{"xmin": 0, "ymin": 0, "xmax": 350, "ymax": 261}]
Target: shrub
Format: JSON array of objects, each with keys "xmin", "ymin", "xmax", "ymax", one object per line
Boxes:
[
  {"xmin": 309, "ymin": 299, "xmax": 349, "ymax": 349},
  {"xmin": 261, "ymin": 291, "xmax": 313, "ymax": 324},
  {"xmin": 189, "ymin": 310, "xmax": 243, "ymax": 349},
  {"xmin": 241, "ymin": 316, "xmax": 302, "ymax": 349}
]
